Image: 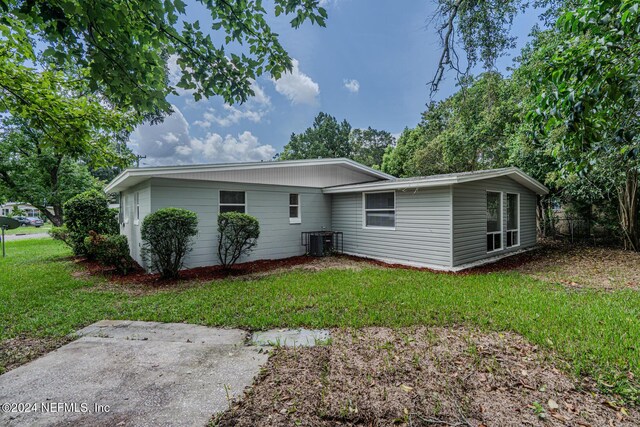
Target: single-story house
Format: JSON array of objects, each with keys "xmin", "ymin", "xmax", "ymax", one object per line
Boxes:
[
  {"xmin": 105, "ymin": 158, "xmax": 548, "ymax": 271},
  {"xmin": 0, "ymin": 202, "xmax": 46, "ymax": 218}
]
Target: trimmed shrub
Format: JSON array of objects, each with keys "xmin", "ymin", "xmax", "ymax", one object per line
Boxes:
[
  {"xmin": 217, "ymin": 212, "xmax": 260, "ymax": 269},
  {"xmin": 64, "ymin": 190, "xmax": 119, "ymax": 256},
  {"xmin": 141, "ymin": 208, "xmax": 198, "ymax": 279},
  {"xmin": 49, "ymin": 225, "xmax": 73, "ymax": 248},
  {"xmin": 84, "ymin": 231, "xmax": 135, "ymax": 274}
]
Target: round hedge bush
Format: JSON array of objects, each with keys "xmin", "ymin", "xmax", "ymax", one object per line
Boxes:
[
  {"xmin": 63, "ymin": 190, "xmax": 119, "ymax": 255},
  {"xmin": 141, "ymin": 207, "xmax": 198, "ymax": 279},
  {"xmin": 217, "ymin": 212, "xmax": 260, "ymax": 269}
]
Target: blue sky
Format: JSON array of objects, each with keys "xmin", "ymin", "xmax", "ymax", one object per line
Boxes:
[{"xmin": 130, "ymin": 1, "xmax": 542, "ymax": 166}]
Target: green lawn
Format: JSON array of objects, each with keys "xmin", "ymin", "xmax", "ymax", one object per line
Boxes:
[
  {"xmin": 3, "ymin": 223, "xmax": 52, "ymax": 235},
  {"xmin": 1, "ymin": 238, "xmax": 639, "ymax": 404}
]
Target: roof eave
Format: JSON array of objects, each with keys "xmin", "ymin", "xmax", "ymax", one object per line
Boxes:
[
  {"xmin": 323, "ymin": 168, "xmax": 549, "ymax": 195},
  {"xmin": 104, "ymin": 158, "xmax": 394, "ymax": 193}
]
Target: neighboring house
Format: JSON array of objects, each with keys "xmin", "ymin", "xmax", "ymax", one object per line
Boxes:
[
  {"xmin": 0, "ymin": 202, "xmax": 44, "ymax": 218},
  {"xmin": 105, "ymin": 158, "xmax": 548, "ymax": 271}
]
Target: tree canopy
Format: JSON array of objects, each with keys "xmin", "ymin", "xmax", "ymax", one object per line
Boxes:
[
  {"xmin": 383, "ymin": 72, "xmax": 521, "ymax": 177},
  {"xmin": 0, "ymin": 0, "xmax": 328, "ymax": 117},
  {"xmin": 278, "ymin": 112, "xmax": 395, "ymax": 169},
  {"xmin": 528, "ymin": 0, "xmax": 640, "ymax": 249}
]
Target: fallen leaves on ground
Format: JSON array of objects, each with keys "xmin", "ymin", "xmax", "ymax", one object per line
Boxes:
[
  {"xmin": 513, "ymin": 242, "xmax": 640, "ymax": 290},
  {"xmin": 214, "ymin": 327, "xmax": 637, "ymax": 426},
  {"xmin": 0, "ymin": 336, "xmax": 72, "ymax": 374}
]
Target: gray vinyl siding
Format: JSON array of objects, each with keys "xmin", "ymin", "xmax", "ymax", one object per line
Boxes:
[
  {"xmin": 147, "ymin": 178, "xmax": 331, "ymax": 269},
  {"xmin": 331, "ymin": 187, "xmax": 452, "ymax": 268},
  {"xmin": 452, "ymin": 176, "xmax": 537, "ymax": 266},
  {"xmin": 120, "ymin": 181, "xmax": 151, "ymax": 266}
]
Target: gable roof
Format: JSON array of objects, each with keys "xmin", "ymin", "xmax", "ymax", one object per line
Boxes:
[
  {"xmin": 104, "ymin": 158, "xmax": 394, "ymax": 193},
  {"xmin": 322, "ymin": 167, "xmax": 549, "ymax": 195}
]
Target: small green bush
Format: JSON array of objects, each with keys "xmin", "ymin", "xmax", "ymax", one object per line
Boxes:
[
  {"xmin": 217, "ymin": 212, "xmax": 260, "ymax": 269},
  {"xmin": 49, "ymin": 225, "xmax": 73, "ymax": 248},
  {"xmin": 64, "ymin": 190, "xmax": 119, "ymax": 256},
  {"xmin": 141, "ymin": 208, "xmax": 198, "ymax": 279},
  {"xmin": 84, "ymin": 231, "xmax": 135, "ymax": 274}
]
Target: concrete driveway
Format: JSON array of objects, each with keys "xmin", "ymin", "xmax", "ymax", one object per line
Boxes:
[{"xmin": 0, "ymin": 321, "xmax": 269, "ymax": 427}]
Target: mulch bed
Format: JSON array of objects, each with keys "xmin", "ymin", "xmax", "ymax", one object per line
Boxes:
[
  {"xmin": 214, "ymin": 327, "xmax": 637, "ymax": 426},
  {"xmin": 73, "ymin": 240, "xmax": 640, "ymax": 291},
  {"xmin": 73, "ymin": 255, "xmax": 317, "ymax": 287}
]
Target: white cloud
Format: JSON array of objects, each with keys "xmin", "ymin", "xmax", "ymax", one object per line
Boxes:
[
  {"xmin": 167, "ymin": 55, "xmax": 196, "ymax": 96},
  {"xmin": 343, "ymin": 79, "xmax": 360, "ymax": 93},
  {"xmin": 272, "ymin": 59, "xmax": 320, "ymax": 105},
  {"xmin": 184, "ymin": 131, "xmax": 276, "ymax": 163},
  {"xmin": 193, "ymin": 81, "xmax": 272, "ymax": 128},
  {"xmin": 129, "ymin": 105, "xmax": 275, "ymax": 166}
]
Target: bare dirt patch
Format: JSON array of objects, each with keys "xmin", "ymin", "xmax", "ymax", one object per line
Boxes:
[
  {"xmin": 0, "ymin": 336, "xmax": 72, "ymax": 374},
  {"xmin": 214, "ymin": 327, "xmax": 636, "ymax": 426}
]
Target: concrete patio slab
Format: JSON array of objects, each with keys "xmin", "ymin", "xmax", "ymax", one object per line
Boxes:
[
  {"xmin": 251, "ymin": 328, "xmax": 331, "ymax": 347},
  {"xmin": 0, "ymin": 320, "xmax": 269, "ymax": 427}
]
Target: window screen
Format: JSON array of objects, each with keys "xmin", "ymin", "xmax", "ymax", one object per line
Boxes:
[
  {"xmin": 364, "ymin": 192, "xmax": 395, "ymax": 228},
  {"xmin": 219, "ymin": 191, "xmax": 246, "ymax": 213}
]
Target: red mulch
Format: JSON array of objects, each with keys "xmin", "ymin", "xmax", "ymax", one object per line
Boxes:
[
  {"xmin": 73, "ymin": 255, "xmax": 317, "ymax": 286},
  {"xmin": 74, "ymin": 241, "xmax": 606, "ymax": 287}
]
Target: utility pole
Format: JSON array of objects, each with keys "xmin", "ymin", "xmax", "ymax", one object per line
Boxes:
[{"xmin": 135, "ymin": 154, "xmax": 147, "ymax": 167}]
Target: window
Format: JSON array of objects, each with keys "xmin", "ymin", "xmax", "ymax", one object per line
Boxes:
[
  {"xmin": 364, "ymin": 191, "xmax": 395, "ymax": 228},
  {"xmin": 289, "ymin": 193, "xmax": 301, "ymax": 224},
  {"xmin": 506, "ymin": 193, "xmax": 519, "ymax": 247},
  {"xmin": 120, "ymin": 193, "xmax": 126, "ymax": 225},
  {"xmin": 134, "ymin": 192, "xmax": 140, "ymax": 223},
  {"xmin": 219, "ymin": 190, "xmax": 246, "ymax": 213},
  {"xmin": 487, "ymin": 191, "xmax": 502, "ymax": 252}
]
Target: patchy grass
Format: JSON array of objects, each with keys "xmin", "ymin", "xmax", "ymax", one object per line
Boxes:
[
  {"xmin": 214, "ymin": 327, "xmax": 638, "ymax": 426},
  {"xmin": 1, "ymin": 238, "xmax": 639, "ymax": 404},
  {"xmin": 3, "ymin": 223, "xmax": 51, "ymax": 236}
]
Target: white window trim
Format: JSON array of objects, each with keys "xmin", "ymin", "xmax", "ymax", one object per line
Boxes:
[
  {"xmin": 218, "ymin": 190, "xmax": 247, "ymax": 214},
  {"xmin": 506, "ymin": 192, "xmax": 520, "ymax": 248},
  {"xmin": 486, "ymin": 191, "xmax": 503, "ymax": 254},
  {"xmin": 133, "ymin": 192, "xmax": 140, "ymax": 225},
  {"xmin": 289, "ymin": 193, "xmax": 301, "ymax": 224},
  {"xmin": 122, "ymin": 193, "xmax": 129, "ymax": 225},
  {"xmin": 362, "ymin": 190, "xmax": 396, "ymax": 230}
]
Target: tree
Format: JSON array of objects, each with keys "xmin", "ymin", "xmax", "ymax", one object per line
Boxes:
[
  {"xmin": 1, "ymin": 0, "xmax": 328, "ymax": 118},
  {"xmin": 278, "ymin": 113, "xmax": 395, "ymax": 168},
  {"xmin": 0, "ymin": 127, "xmax": 109, "ymax": 226},
  {"xmin": 349, "ymin": 128, "xmax": 395, "ymax": 169},
  {"xmin": 279, "ymin": 112, "xmax": 352, "ymax": 160},
  {"xmin": 428, "ymin": 0, "xmax": 566, "ymax": 92},
  {"xmin": 383, "ymin": 72, "xmax": 520, "ymax": 177},
  {"xmin": 382, "ymin": 127, "xmax": 429, "ymax": 177},
  {"xmin": 0, "ymin": 68, "xmax": 133, "ymax": 226},
  {"xmin": 10, "ymin": 205, "xmax": 25, "ymax": 217},
  {"xmin": 528, "ymin": 0, "xmax": 640, "ymax": 249}
]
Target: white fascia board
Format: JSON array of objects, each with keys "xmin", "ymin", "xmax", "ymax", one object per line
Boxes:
[
  {"xmin": 104, "ymin": 158, "xmax": 393, "ymax": 193},
  {"xmin": 104, "ymin": 170, "xmax": 130, "ymax": 193},
  {"xmin": 323, "ymin": 178, "xmax": 456, "ymax": 193},
  {"xmin": 323, "ymin": 167, "xmax": 549, "ymax": 195}
]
